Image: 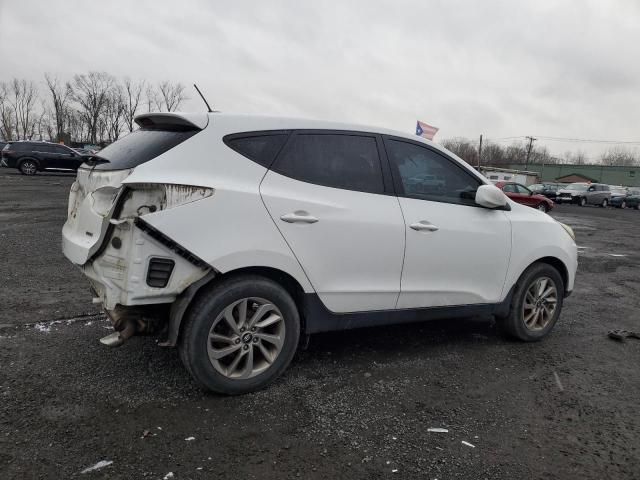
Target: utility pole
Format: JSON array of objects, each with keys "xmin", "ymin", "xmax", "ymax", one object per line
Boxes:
[
  {"xmin": 525, "ymin": 136, "xmax": 537, "ymax": 169},
  {"xmin": 477, "ymin": 134, "xmax": 483, "ymax": 168}
]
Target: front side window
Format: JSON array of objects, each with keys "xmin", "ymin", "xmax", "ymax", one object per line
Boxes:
[
  {"xmin": 272, "ymin": 133, "xmax": 384, "ymax": 194},
  {"xmin": 385, "ymin": 139, "xmax": 481, "ymax": 205},
  {"xmin": 53, "ymin": 145, "xmax": 72, "ymax": 155},
  {"xmin": 502, "ymin": 184, "xmax": 517, "ymax": 193},
  {"xmin": 515, "ymin": 184, "xmax": 531, "ymax": 195}
]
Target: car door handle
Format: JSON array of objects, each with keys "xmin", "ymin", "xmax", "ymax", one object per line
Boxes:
[
  {"xmin": 410, "ymin": 221, "xmax": 439, "ymax": 232},
  {"xmin": 280, "ymin": 212, "xmax": 319, "ymax": 224}
]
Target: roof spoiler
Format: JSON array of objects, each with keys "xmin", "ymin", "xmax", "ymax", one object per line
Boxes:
[{"xmin": 134, "ymin": 112, "xmax": 209, "ymax": 131}]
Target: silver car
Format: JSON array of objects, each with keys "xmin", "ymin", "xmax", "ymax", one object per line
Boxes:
[{"xmin": 556, "ymin": 182, "xmax": 611, "ymax": 207}]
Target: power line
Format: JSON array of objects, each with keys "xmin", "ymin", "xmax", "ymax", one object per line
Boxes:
[
  {"xmin": 534, "ymin": 135, "xmax": 640, "ymax": 144},
  {"xmin": 483, "ymin": 135, "xmax": 640, "ymax": 145}
]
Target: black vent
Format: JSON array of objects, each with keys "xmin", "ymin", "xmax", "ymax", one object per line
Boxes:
[{"xmin": 147, "ymin": 258, "xmax": 175, "ymax": 288}]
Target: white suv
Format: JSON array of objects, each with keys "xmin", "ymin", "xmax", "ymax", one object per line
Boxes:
[{"xmin": 62, "ymin": 112, "xmax": 578, "ymax": 394}]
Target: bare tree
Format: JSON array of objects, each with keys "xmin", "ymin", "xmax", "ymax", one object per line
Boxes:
[
  {"xmin": 158, "ymin": 80, "xmax": 187, "ymax": 112},
  {"xmin": 103, "ymin": 85, "xmax": 126, "ymax": 143},
  {"xmin": 44, "ymin": 73, "xmax": 73, "ymax": 143},
  {"xmin": 481, "ymin": 142, "xmax": 506, "ymax": 165},
  {"xmin": 145, "ymin": 84, "xmax": 160, "ymax": 113},
  {"xmin": 71, "ymin": 72, "xmax": 115, "ymax": 144},
  {"xmin": 600, "ymin": 147, "xmax": 639, "ymax": 166},
  {"xmin": 8, "ymin": 79, "xmax": 39, "ymax": 140},
  {"xmin": 0, "ymin": 82, "xmax": 15, "ymax": 140},
  {"xmin": 441, "ymin": 138, "xmax": 478, "ymax": 165},
  {"xmin": 123, "ymin": 78, "xmax": 145, "ymax": 132}
]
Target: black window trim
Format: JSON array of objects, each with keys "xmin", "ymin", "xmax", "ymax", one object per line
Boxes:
[
  {"xmin": 381, "ymin": 134, "xmax": 488, "ymax": 208},
  {"xmin": 269, "ymin": 129, "xmax": 395, "ymax": 196}
]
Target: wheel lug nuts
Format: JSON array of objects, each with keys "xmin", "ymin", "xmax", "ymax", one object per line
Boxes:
[
  {"xmin": 243, "ymin": 345, "xmax": 249, "ymax": 350},
  {"xmin": 235, "ymin": 338, "xmax": 240, "ymax": 344},
  {"xmin": 240, "ymin": 327, "xmax": 245, "ymax": 332},
  {"xmin": 251, "ymin": 327, "xmax": 256, "ymax": 332},
  {"xmin": 253, "ymin": 337, "xmax": 259, "ymax": 343}
]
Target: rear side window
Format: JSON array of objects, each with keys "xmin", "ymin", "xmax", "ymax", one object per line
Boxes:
[
  {"xmin": 11, "ymin": 143, "xmax": 31, "ymax": 152},
  {"xmin": 271, "ymin": 133, "xmax": 384, "ymax": 194},
  {"xmin": 385, "ymin": 138, "xmax": 481, "ymax": 206},
  {"xmin": 90, "ymin": 128, "xmax": 198, "ymax": 170},
  {"xmin": 224, "ymin": 133, "xmax": 289, "ymax": 168},
  {"xmin": 502, "ymin": 184, "xmax": 516, "ymax": 193},
  {"xmin": 33, "ymin": 144, "xmax": 55, "ymax": 153}
]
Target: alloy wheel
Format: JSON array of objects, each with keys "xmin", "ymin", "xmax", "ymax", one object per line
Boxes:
[
  {"xmin": 20, "ymin": 161, "xmax": 37, "ymax": 175},
  {"xmin": 537, "ymin": 203, "xmax": 547, "ymax": 212},
  {"xmin": 522, "ymin": 277, "xmax": 558, "ymax": 331},
  {"xmin": 622, "ymin": 201, "xmax": 627, "ymax": 209},
  {"xmin": 206, "ymin": 297, "xmax": 285, "ymax": 379}
]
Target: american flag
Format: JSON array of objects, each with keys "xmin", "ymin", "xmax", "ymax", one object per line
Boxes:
[{"xmin": 415, "ymin": 120, "xmax": 439, "ymax": 140}]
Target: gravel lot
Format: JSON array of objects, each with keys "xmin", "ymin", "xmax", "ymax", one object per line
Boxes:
[{"xmin": 1, "ymin": 170, "xmax": 639, "ymax": 479}]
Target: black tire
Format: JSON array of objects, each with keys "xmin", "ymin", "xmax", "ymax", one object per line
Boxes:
[
  {"xmin": 497, "ymin": 263, "xmax": 564, "ymax": 342},
  {"xmin": 19, "ymin": 159, "xmax": 38, "ymax": 175},
  {"xmin": 179, "ymin": 274, "xmax": 300, "ymax": 395},
  {"xmin": 601, "ymin": 198, "xmax": 608, "ymax": 208},
  {"xmin": 635, "ymin": 204, "xmax": 640, "ymax": 210},
  {"xmin": 621, "ymin": 200, "xmax": 627, "ymax": 209},
  {"xmin": 537, "ymin": 203, "xmax": 548, "ymax": 213},
  {"xmin": 579, "ymin": 197, "xmax": 587, "ymax": 207}
]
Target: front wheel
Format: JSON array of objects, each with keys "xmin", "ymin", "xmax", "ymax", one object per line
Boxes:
[
  {"xmin": 537, "ymin": 203, "xmax": 548, "ymax": 213},
  {"xmin": 601, "ymin": 198, "xmax": 608, "ymax": 208},
  {"xmin": 579, "ymin": 197, "xmax": 587, "ymax": 207},
  {"xmin": 179, "ymin": 275, "xmax": 300, "ymax": 395},
  {"xmin": 621, "ymin": 200, "xmax": 627, "ymax": 209},
  {"xmin": 497, "ymin": 263, "xmax": 564, "ymax": 341}
]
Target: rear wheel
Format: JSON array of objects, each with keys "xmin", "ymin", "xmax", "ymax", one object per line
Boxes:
[
  {"xmin": 621, "ymin": 200, "xmax": 627, "ymax": 209},
  {"xmin": 601, "ymin": 198, "xmax": 608, "ymax": 208},
  {"xmin": 579, "ymin": 197, "xmax": 587, "ymax": 207},
  {"xmin": 19, "ymin": 159, "xmax": 37, "ymax": 175},
  {"xmin": 179, "ymin": 275, "xmax": 300, "ymax": 395},
  {"xmin": 497, "ymin": 263, "xmax": 564, "ymax": 341}
]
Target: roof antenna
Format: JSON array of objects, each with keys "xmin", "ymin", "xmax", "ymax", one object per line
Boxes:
[{"xmin": 193, "ymin": 83, "xmax": 213, "ymax": 113}]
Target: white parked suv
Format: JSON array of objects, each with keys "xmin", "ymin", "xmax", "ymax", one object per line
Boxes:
[{"xmin": 62, "ymin": 112, "xmax": 578, "ymax": 394}]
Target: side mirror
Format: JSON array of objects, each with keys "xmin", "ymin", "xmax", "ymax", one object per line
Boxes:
[{"xmin": 475, "ymin": 184, "xmax": 508, "ymax": 209}]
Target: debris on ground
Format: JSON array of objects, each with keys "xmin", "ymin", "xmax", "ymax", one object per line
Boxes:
[
  {"xmin": 608, "ymin": 329, "xmax": 640, "ymax": 341},
  {"xmin": 427, "ymin": 428, "xmax": 449, "ymax": 433},
  {"xmin": 461, "ymin": 441, "xmax": 476, "ymax": 448},
  {"xmin": 80, "ymin": 460, "xmax": 113, "ymax": 474},
  {"xmin": 185, "ymin": 436, "xmax": 195, "ymax": 441},
  {"xmin": 553, "ymin": 371, "xmax": 564, "ymax": 391},
  {"xmin": 163, "ymin": 473, "xmax": 174, "ymax": 479}
]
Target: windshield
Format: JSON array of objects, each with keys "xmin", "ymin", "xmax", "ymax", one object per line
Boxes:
[
  {"xmin": 611, "ymin": 188, "xmax": 627, "ymax": 195},
  {"xmin": 566, "ymin": 183, "xmax": 588, "ymax": 191},
  {"xmin": 529, "ymin": 184, "xmax": 543, "ymax": 192}
]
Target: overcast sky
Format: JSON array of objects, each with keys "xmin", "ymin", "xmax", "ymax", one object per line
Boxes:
[{"xmin": 1, "ymin": 0, "xmax": 639, "ymax": 159}]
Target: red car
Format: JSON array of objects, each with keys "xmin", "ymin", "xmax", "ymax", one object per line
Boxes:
[{"xmin": 495, "ymin": 182, "xmax": 554, "ymax": 213}]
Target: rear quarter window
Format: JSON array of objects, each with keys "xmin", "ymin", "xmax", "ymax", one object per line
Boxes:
[
  {"xmin": 223, "ymin": 132, "xmax": 290, "ymax": 168},
  {"xmin": 89, "ymin": 128, "xmax": 198, "ymax": 170}
]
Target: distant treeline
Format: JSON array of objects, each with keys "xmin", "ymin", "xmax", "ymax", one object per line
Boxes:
[
  {"xmin": 441, "ymin": 137, "xmax": 640, "ymax": 167},
  {"xmin": 0, "ymin": 73, "xmax": 187, "ymax": 145}
]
